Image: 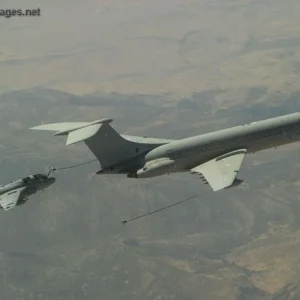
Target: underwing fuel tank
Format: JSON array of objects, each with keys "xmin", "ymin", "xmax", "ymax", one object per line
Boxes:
[{"xmin": 127, "ymin": 158, "xmax": 176, "ymax": 178}]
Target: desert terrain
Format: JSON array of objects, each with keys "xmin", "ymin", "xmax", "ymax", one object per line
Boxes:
[{"xmin": 0, "ymin": 0, "xmax": 300, "ymax": 299}]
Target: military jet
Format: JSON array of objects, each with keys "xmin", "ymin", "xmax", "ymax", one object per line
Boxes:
[
  {"xmin": 30, "ymin": 112, "xmax": 300, "ymax": 191},
  {"xmin": 0, "ymin": 174, "xmax": 55, "ymax": 211}
]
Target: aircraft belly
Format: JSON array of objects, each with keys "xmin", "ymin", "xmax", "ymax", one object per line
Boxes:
[
  {"xmin": 248, "ymin": 131, "xmax": 300, "ymax": 152},
  {"xmin": 247, "ymin": 138, "xmax": 275, "ymax": 153},
  {"xmin": 97, "ymin": 155, "xmax": 146, "ymax": 174}
]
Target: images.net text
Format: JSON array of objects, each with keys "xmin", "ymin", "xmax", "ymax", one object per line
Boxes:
[{"xmin": 0, "ymin": 8, "xmax": 41, "ymax": 18}]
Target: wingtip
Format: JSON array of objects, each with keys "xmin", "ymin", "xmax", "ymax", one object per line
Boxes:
[{"xmin": 30, "ymin": 124, "xmax": 49, "ymax": 130}]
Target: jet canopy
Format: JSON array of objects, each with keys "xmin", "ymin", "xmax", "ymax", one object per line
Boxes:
[{"xmin": 22, "ymin": 174, "xmax": 48, "ymax": 183}]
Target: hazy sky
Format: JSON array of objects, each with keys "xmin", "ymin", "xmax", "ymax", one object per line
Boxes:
[{"xmin": 1, "ymin": 0, "xmax": 300, "ymax": 96}]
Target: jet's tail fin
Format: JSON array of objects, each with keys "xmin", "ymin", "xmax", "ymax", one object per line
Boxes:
[
  {"xmin": 54, "ymin": 118, "xmax": 114, "ymax": 146},
  {"xmin": 31, "ymin": 118, "xmax": 113, "ymax": 145},
  {"xmin": 31, "ymin": 119, "xmax": 144, "ymax": 169}
]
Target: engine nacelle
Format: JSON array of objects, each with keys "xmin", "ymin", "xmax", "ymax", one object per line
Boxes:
[{"xmin": 127, "ymin": 158, "xmax": 176, "ymax": 178}]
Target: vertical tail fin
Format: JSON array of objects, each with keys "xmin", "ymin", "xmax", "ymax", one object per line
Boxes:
[{"xmin": 31, "ymin": 119, "xmax": 142, "ymax": 169}]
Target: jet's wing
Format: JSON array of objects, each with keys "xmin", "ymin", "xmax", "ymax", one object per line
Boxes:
[
  {"xmin": 190, "ymin": 149, "xmax": 247, "ymax": 191},
  {"xmin": 0, "ymin": 187, "xmax": 26, "ymax": 211}
]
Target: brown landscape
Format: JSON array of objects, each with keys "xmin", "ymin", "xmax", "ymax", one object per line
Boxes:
[{"xmin": 1, "ymin": 0, "xmax": 300, "ymax": 299}]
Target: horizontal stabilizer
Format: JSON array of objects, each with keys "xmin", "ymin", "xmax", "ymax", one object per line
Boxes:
[
  {"xmin": 31, "ymin": 122, "xmax": 89, "ymax": 133},
  {"xmin": 31, "ymin": 118, "xmax": 113, "ymax": 146},
  {"xmin": 66, "ymin": 124, "xmax": 101, "ymax": 145}
]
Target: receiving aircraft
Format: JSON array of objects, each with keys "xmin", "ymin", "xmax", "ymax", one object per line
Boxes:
[
  {"xmin": 31, "ymin": 112, "xmax": 300, "ymax": 192},
  {"xmin": 0, "ymin": 174, "xmax": 55, "ymax": 211}
]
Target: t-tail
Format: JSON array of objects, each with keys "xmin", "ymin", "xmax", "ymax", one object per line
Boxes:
[{"xmin": 31, "ymin": 118, "xmax": 169, "ymax": 172}]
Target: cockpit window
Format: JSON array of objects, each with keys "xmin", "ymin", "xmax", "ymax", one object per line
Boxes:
[
  {"xmin": 33, "ymin": 174, "xmax": 47, "ymax": 180},
  {"xmin": 22, "ymin": 177, "xmax": 31, "ymax": 183},
  {"xmin": 22, "ymin": 174, "xmax": 47, "ymax": 183}
]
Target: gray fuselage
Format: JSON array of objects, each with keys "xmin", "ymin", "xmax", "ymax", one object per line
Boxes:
[
  {"xmin": 143, "ymin": 112, "xmax": 300, "ymax": 173},
  {"xmin": 0, "ymin": 179, "xmax": 37, "ymax": 197}
]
